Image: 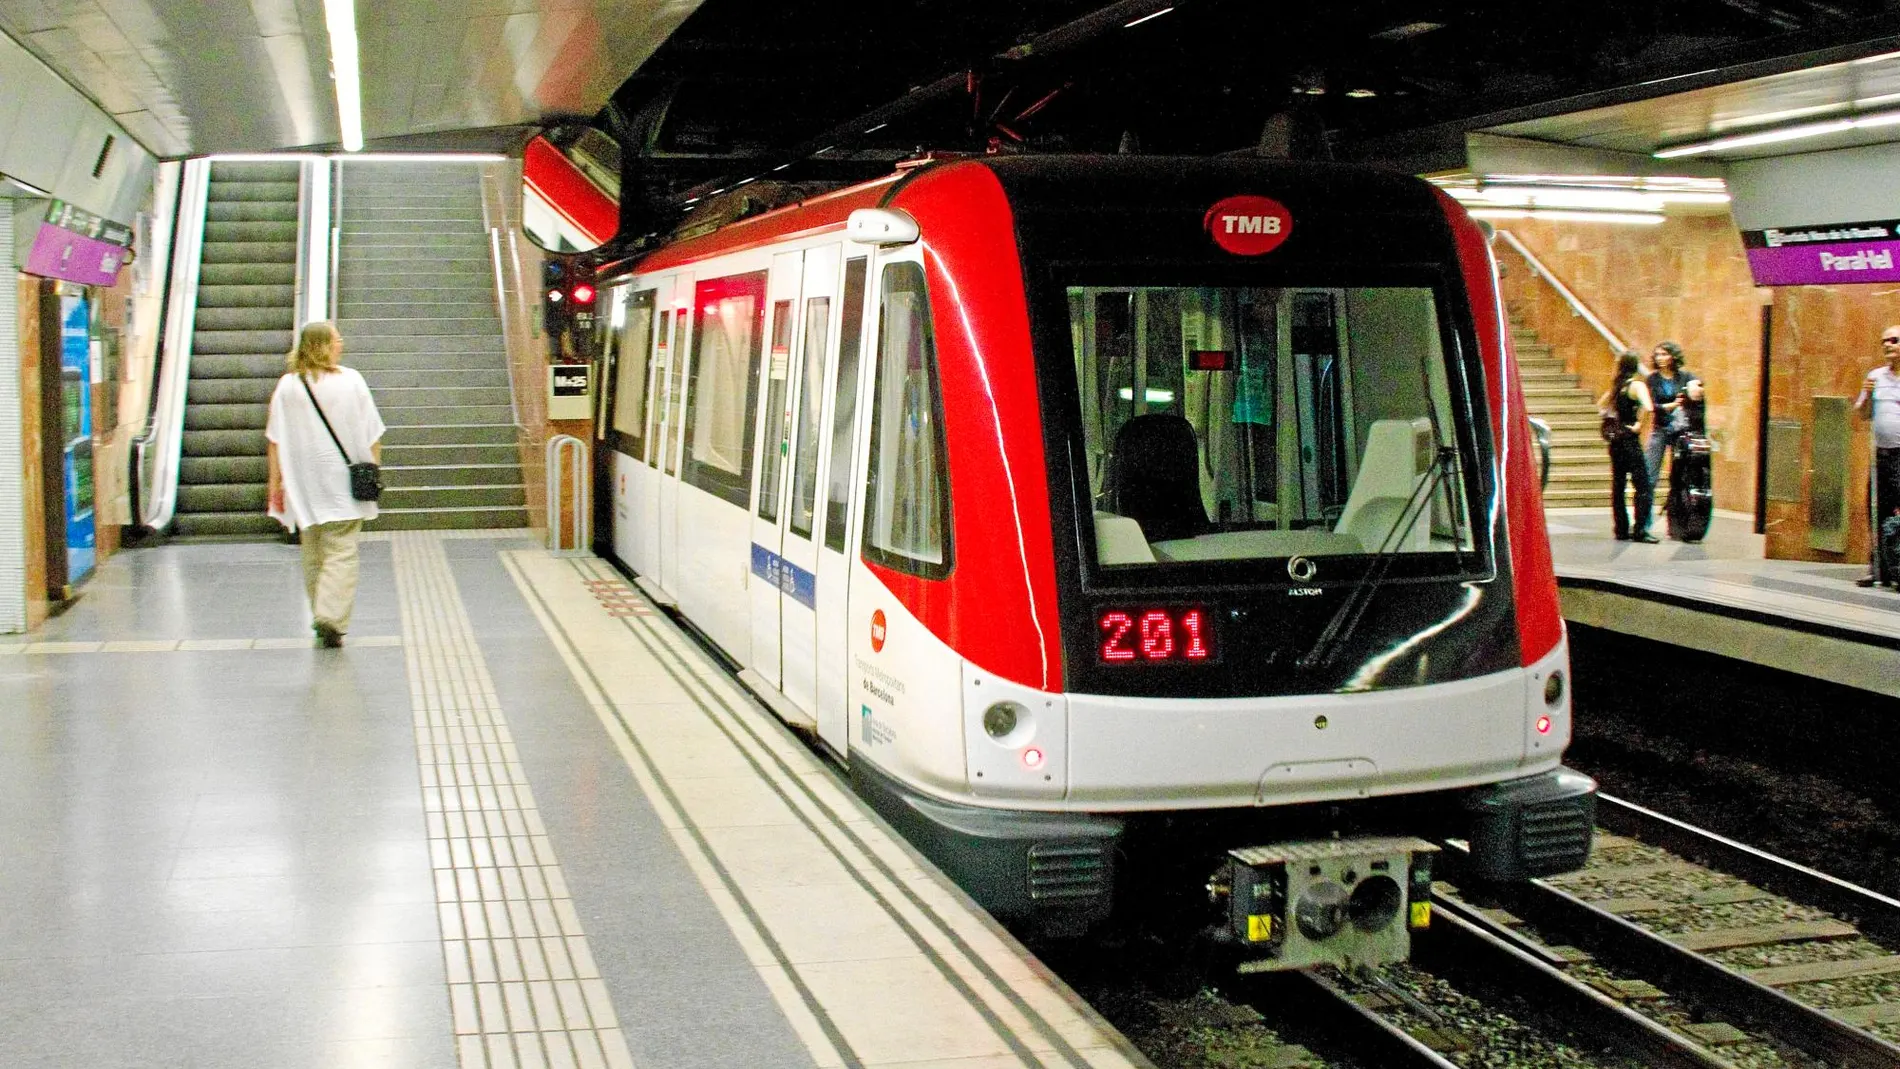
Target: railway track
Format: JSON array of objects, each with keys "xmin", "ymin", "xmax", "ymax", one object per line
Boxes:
[{"xmin": 1434, "ymin": 793, "xmax": 1900, "ymax": 1068}]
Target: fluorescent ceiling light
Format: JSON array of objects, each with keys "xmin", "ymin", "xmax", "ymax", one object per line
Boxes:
[
  {"xmin": 1441, "ymin": 183, "xmax": 1724, "ymax": 212},
  {"xmin": 323, "ymin": 0, "xmax": 364, "ymax": 152},
  {"xmin": 334, "ymin": 153, "xmax": 507, "ymax": 162},
  {"xmin": 1652, "ymin": 109, "xmax": 1900, "ymax": 157},
  {"xmin": 1466, "ymin": 208, "xmax": 1666, "ymax": 226},
  {"xmin": 1123, "ymin": 6, "xmax": 1174, "ymax": 28}
]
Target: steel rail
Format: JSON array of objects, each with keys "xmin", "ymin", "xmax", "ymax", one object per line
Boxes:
[
  {"xmin": 1446, "ymin": 854, "xmax": 1900, "ymax": 1069},
  {"xmin": 1246, "ymin": 970, "xmax": 1463, "ymax": 1069},
  {"xmin": 1598, "ymin": 792, "xmax": 1900, "ymax": 945},
  {"xmin": 1424, "ymin": 894, "xmax": 1730, "ymax": 1068}
]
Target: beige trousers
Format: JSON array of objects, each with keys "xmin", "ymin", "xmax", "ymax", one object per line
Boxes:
[{"xmin": 300, "ymin": 519, "xmax": 363, "ymax": 633}]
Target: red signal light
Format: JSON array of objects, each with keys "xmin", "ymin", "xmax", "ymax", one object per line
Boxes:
[{"xmin": 571, "ymin": 283, "xmax": 596, "ymax": 305}]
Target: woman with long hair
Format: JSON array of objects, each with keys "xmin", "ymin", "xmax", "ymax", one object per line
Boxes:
[
  {"xmin": 265, "ymin": 321, "xmax": 386, "ymax": 647},
  {"xmin": 1645, "ymin": 341, "xmax": 1700, "ymax": 484},
  {"xmin": 1598, "ymin": 350, "xmax": 1657, "ymax": 543}
]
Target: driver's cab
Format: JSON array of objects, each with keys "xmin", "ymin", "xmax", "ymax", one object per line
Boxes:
[{"xmin": 1068, "ymin": 283, "xmax": 1476, "ymax": 570}]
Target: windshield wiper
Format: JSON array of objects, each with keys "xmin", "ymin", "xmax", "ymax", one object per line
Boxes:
[{"xmin": 1297, "ymin": 446, "xmax": 1460, "ymax": 672}]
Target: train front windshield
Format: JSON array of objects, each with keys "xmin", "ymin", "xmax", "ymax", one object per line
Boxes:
[{"xmin": 1068, "ymin": 284, "xmax": 1479, "ymax": 570}]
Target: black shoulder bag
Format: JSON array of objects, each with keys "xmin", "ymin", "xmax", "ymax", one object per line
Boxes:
[{"xmin": 300, "ymin": 374, "xmax": 383, "ymax": 502}]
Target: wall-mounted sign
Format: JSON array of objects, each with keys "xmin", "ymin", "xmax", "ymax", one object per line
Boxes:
[
  {"xmin": 549, "ymin": 363, "xmax": 591, "ymax": 420},
  {"xmin": 24, "ymin": 223, "xmax": 127, "ymax": 286},
  {"xmin": 45, "ymin": 200, "xmax": 133, "ymax": 247},
  {"xmin": 1740, "ymin": 218, "xmax": 1900, "ymax": 286}
]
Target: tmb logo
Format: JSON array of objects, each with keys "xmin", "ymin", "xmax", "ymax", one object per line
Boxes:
[
  {"xmin": 870, "ymin": 609, "xmax": 887, "ymax": 653},
  {"xmin": 1204, "ymin": 195, "xmax": 1293, "ymax": 256}
]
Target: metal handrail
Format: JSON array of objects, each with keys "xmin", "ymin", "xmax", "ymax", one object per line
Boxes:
[
  {"xmin": 137, "ymin": 158, "xmax": 212, "ymax": 530},
  {"xmin": 546, "ymin": 434, "xmax": 590, "ymax": 553},
  {"xmin": 1496, "ymin": 229, "xmax": 1627, "ymax": 357}
]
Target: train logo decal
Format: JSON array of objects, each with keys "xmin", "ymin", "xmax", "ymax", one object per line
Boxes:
[
  {"xmin": 870, "ymin": 609, "xmax": 887, "ymax": 653},
  {"xmin": 1287, "ymin": 556, "xmax": 1318, "ymax": 583},
  {"xmin": 1205, "ymin": 195, "xmax": 1293, "ymax": 256}
]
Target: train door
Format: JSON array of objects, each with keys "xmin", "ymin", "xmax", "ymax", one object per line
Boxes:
[
  {"xmin": 656, "ymin": 274, "xmax": 693, "ymax": 597},
  {"xmin": 813, "ymin": 253, "xmax": 871, "ymax": 754},
  {"xmin": 746, "ymin": 252, "xmax": 806, "ymax": 690},
  {"xmin": 774, "ymin": 245, "xmax": 841, "ymax": 717}
]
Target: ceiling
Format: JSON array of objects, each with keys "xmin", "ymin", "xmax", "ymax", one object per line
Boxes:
[
  {"xmin": 0, "ymin": 0, "xmax": 702, "ymax": 157},
  {"xmin": 5, "ymin": 0, "xmax": 1900, "ymax": 183}
]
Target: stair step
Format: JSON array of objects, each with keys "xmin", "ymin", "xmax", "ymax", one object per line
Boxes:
[
  {"xmin": 383, "ymin": 443, "xmax": 520, "ymax": 466},
  {"xmin": 340, "ymin": 338, "xmax": 507, "ymax": 358},
  {"xmin": 193, "ymin": 330, "xmax": 295, "ymax": 356},
  {"xmin": 184, "ymin": 403, "xmax": 269, "ymax": 431},
  {"xmin": 337, "ymin": 300, "xmax": 496, "ymax": 316},
  {"xmin": 381, "ymin": 484, "xmax": 526, "ymax": 509},
  {"xmin": 181, "ymin": 429, "xmax": 269, "ymax": 456},
  {"xmin": 383, "ymin": 424, "xmax": 518, "ymax": 446},
  {"xmin": 186, "ymin": 378, "xmax": 278, "ymax": 405},
  {"xmin": 180, "ymin": 456, "xmax": 269, "ymax": 484},
  {"xmin": 192, "ymin": 353, "xmax": 287, "ymax": 379},
  {"xmin": 209, "ymin": 161, "xmax": 300, "ymax": 182},
  {"xmin": 374, "ymin": 386, "xmax": 514, "ymax": 407},
  {"xmin": 383, "ymin": 464, "xmax": 524, "ymax": 488},
  {"xmin": 199, "ymin": 241, "xmax": 298, "ymax": 264},
  {"xmin": 360, "ymin": 368, "xmax": 510, "ymax": 389},
  {"xmin": 204, "ymin": 220, "xmax": 298, "ymax": 243},
  {"xmin": 177, "ymin": 483, "xmax": 268, "ymax": 512},
  {"xmin": 366, "ymin": 506, "xmax": 531, "ymax": 531},
  {"xmin": 194, "ymin": 306, "xmax": 296, "ymax": 332},
  {"xmin": 198, "ymin": 262, "xmax": 297, "ymax": 286},
  {"xmin": 207, "ymin": 201, "xmax": 299, "ymax": 223},
  {"xmin": 171, "ymin": 512, "xmax": 286, "ymax": 537},
  {"xmin": 198, "ymin": 283, "xmax": 298, "ymax": 308},
  {"xmin": 383, "ymin": 405, "xmax": 514, "ymax": 426},
  {"xmin": 206, "ymin": 181, "xmax": 299, "ymax": 203}
]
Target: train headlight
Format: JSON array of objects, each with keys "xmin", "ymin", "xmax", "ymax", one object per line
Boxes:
[
  {"xmin": 1348, "ymin": 875, "xmax": 1403, "ymax": 933},
  {"xmin": 1543, "ymin": 671, "xmax": 1565, "ymax": 707},
  {"xmin": 1294, "ymin": 880, "xmax": 1349, "ymax": 940},
  {"xmin": 983, "ymin": 701, "xmax": 1024, "ymax": 740}
]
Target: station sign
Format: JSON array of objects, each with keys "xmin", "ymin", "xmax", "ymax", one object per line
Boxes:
[
  {"xmin": 1740, "ymin": 218, "xmax": 1900, "ymax": 286},
  {"xmin": 548, "ymin": 363, "xmax": 592, "ymax": 420}
]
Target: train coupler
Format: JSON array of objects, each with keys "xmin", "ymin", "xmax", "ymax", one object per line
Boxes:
[{"xmin": 1207, "ymin": 836, "xmax": 1439, "ymax": 973}]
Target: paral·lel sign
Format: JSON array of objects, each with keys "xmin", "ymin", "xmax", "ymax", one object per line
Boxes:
[{"xmin": 1741, "ymin": 218, "xmax": 1900, "ymax": 286}]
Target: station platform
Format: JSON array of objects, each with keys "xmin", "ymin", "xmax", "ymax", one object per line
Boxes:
[
  {"xmin": 0, "ymin": 531, "xmax": 1149, "ymax": 1069},
  {"xmin": 1546, "ymin": 507, "xmax": 1900, "ymax": 697}
]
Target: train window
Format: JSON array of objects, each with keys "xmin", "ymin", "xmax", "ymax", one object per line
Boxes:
[
  {"xmin": 863, "ymin": 261, "xmax": 951, "ymax": 578},
  {"xmin": 789, "ymin": 296, "xmax": 831, "ymax": 539},
  {"xmin": 683, "ymin": 272, "xmax": 766, "ymax": 506},
  {"xmin": 1069, "ymin": 284, "xmax": 1472, "ymax": 568},
  {"xmin": 757, "ymin": 299, "xmax": 796, "ymax": 522},
  {"xmin": 612, "ymin": 289, "xmax": 656, "ymax": 457},
  {"xmin": 823, "ymin": 258, "xmax": 868, "ymax": 554},
  {"xmin": 648, "ymin": 309, "xmax": 671, "ymax": 467}
]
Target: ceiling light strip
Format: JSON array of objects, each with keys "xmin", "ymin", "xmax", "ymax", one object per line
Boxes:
[
  {"xmin": 1466, "ymin": 208, "xmax": 1667, "ymax": 226},
  {"xmin": 323, "ymin": 0, "xmax": 364, "ymax": 152},
  {"xmin": 1656, "ymin": 108, "xmax": 1900, "ymax": 158}
]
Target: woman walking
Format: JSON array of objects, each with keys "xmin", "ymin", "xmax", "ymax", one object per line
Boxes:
[
  {"xmin": 1599, "ymin": 350, "xmax": 1657, "ymax": 543},
  {"xmin": 266, "ymin": 322, "xmax": 386, "ymax": 647}
]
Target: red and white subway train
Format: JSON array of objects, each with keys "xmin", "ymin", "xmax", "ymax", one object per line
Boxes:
[{"xmin": 589, "ymin": 155, "xmax": 1594, "ymax": 970}]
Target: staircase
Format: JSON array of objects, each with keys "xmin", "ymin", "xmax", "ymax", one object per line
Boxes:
[
  {"xmin": 172, "ymin": 161, "xmax": 300, "ymax": 537},
  {"xmin": 1512, "ymin": 318, "xmax": 1610, "ymax": 509},
  {"xmin": 334, "ymin": 162, "xmax": 526, "ymax": 530}
]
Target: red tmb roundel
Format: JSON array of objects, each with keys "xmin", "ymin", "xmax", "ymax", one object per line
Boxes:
[
  {"xmin": 870, "ymin": 609, "xmax": 887, "ymax": 653},
  {"xmin": 1204, "ymin": 195, "xmax": 1293, "ymax": 256}
]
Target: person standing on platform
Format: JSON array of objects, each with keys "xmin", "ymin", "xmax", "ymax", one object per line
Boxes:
[
  {"xmin": 1855, "ymin": 326, "xmax": 1900, "ymax": 588},
  {"xmin": 1645, "ymin": 341, "xmax": 1695, "ymax": 486},
  {"xmin": 1600, "ymin": 350, "xmax": 1658, "ymax": 543},
  {"xmin": 266, "ymin": 322, "xmax": 386, "ymax": 646}
]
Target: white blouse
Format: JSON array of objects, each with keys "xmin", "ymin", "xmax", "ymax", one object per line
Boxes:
[{"xmin": 266, "ymin": 367, "xmax": 387, "ymax": 530}]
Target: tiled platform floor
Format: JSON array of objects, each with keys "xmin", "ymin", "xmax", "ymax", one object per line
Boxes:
[{"xmin": 0, "ymin": 533, "xmax": 1145, "ymax": 1069}]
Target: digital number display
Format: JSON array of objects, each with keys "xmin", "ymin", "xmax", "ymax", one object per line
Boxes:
[{"xmin": 1098, "ymin": 607, "xmax": 1214, "ymax": 664}]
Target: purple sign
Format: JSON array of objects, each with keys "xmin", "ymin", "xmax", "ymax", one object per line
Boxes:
[
  {"xmin": 24, "ymin": 223, "xmax": 127, "ymax": 286},
  {"xmin": 1745, "ymin": 239, "xmax": 1900, "ymax": 286}
]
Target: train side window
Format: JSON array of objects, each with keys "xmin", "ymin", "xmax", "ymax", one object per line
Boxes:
[
  {"xmin": 611, "ymin": 289, "xmax": 656, "ymax": 458},
  {"xmin": 683, "ymin": 272, "xmax": 766, "ymax": 506},
  {"xmin": 822, "ymin": 258, "xmax": 868, "ymax": 554},
  {"xmin": 788, "ymin": 295, "xmax": 830, "ymax": 539},
  {"xmin": 647, "ymin": 309, "xmax": 671, "ymax": 468},
  {"xmin": 862, "ymin": 261, "xmax": 951, "ymax": 578},
  {"xmin": 757, "ymin": 299, "xmax": 796, "ymax": 522}
]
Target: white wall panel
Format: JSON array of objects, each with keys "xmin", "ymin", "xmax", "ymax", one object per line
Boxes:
[{"xmin": 0, "ymin": 30, "xmax": 154, "ymax": 224}]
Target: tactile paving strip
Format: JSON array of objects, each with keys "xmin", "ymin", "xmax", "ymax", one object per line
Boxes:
[{"xmin": 391, "ymin": 531, "xmax": 636, "ymax": 1069}]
